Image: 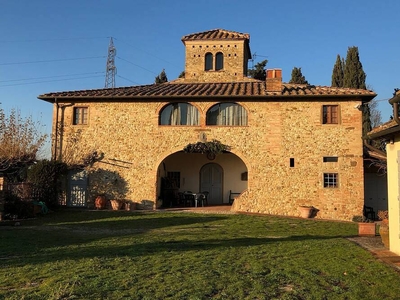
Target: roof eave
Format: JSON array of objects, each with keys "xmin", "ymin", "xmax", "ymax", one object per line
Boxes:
[
  {"xmin": 37, "ymin": 92, "xmax": 376, "ymax": 104},
  {"xmin": 368, "ymin": 125, "xmax": 400, "ymax": 139}
]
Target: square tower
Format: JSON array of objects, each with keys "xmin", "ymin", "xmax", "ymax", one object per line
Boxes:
[{"xmin": 181, "ymin": 29, "xmax": 252, "ymax": 82}]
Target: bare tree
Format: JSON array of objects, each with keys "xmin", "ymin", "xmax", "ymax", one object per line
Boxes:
[
  {"xmin": 369, "ymin": 99, "xmax": 382, "ymax": 128},
  {"xmin": 0, "ymin": 107, "xmax": 47, "ymax": 174}
]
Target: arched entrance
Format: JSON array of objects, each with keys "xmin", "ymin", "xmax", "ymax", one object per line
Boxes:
[
  {"xmin": 157, "ymin": 151, "xmax": 247, "ymax": 207},
  {"xmin": 200, "ymin": 163, "xmax": 223, "ymax": 205}
]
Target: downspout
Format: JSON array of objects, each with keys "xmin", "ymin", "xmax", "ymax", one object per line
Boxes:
[
  {"xmin": 390, "ymin": 96, "xmax": 400, "ymax": 125},
  {"xmin": 389, "ymin": 91, "xmax": 400, "ymax": 125},
  {"xmin": 363, "ymin": 140, "xmax": 386, "ymax": 159},
  {"xmin": 54, "ymin": 98, "xmax": 59, "ymax": 161}
]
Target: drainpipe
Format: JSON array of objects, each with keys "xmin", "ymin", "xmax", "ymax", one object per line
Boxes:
[
  {"xmin": 54, "ymin": 98, "xmax": 59, "ymax": 161},
  {"xmin": 363, "ymin": 140, "xmax": 386, "ymax": 159},
  {"xmin": 389, "ymin": 94, "xmax": 400, "ymax": 125}
]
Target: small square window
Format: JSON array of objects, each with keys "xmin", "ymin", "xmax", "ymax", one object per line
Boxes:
[
  {"xmin": 324, "ymin": 173, "xmax": 338, "ymax": 188},
  {"xmin": 323, "ymin": 157, "xmax": 338, "ymax": 162},
  {"xmin": 73, "ymin": 107, "xmax": 88, "ymax": 125},
  {"xmin": 322, "ymin": 105, "xmax": 339, "ymax": 124}
]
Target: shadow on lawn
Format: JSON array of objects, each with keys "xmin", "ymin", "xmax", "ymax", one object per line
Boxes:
[
  {"xmin": 1, "ymin": 231, "xmax": 348, "ymax": 268},
  {"xmin": 0, "ymin": 211, "xmax": 230, "ymax": 264}
]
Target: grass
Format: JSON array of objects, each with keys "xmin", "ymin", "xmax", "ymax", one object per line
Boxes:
[{"xmin": 1, "ymin": 209, "xmax": 400, "ymax": 299}]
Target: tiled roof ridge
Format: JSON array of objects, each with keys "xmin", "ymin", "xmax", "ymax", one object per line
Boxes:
[
  {"xmin": 284, "ymin": 83, "xmax": 374, "ymax": 92},
  {"xmin": 181, "ymin": 29, "xmax": 250, "ymax": 41},
  {"xmin": 38, "ymin": 81, "xmax": 376, "ymax": 101}
]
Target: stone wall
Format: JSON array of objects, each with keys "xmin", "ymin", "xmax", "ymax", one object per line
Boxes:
[{"xmin": 53, "ymin": 98, "xmax": 364, "ymax": 221}]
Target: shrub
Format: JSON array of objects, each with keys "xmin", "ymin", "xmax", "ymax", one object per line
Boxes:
[
  {"xmin": 3, "ymin": 193, "xmax": 35, "ymax": 219},
  {"xmin": 27, "ymin": 160, "xmax": 68, "ymax": 208}
]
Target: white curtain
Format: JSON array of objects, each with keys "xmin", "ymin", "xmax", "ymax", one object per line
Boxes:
[
  {"xmin": 217, "ymin": 104, "xmax": 247, "ymax": 125},
  {"xmin": 186, "ymin": 104, "xmax": 199, "ymax": 125},
  {"xmin": 170, "ymin": 103, "xmax": 181, "ymax": 125}
]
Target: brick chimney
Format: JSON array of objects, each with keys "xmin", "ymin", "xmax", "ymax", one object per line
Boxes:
[{"xmin": 266, "ymin": 69, "xmax": 282, "ymax": 92}]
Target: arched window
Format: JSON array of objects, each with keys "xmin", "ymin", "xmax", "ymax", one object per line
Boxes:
[
  {"xmin": 206, "ymin": 103, "xmax": 248, "ymax": 126},
  {"xmin": 205, "ymin": 53, "xmax": 213, "ymax": 71},
  {"xmin": 215, "ymin": 52, "xmax": 224, "ymax": 70},
  {"xmin": 159, "ymin": 103, "xmax": 199, "ymax": 126}
]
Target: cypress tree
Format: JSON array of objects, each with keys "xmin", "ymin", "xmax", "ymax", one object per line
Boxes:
[
  {"xmin": 289, "ymin": 67, "xmax": 308, "ymax": 84},
  {"xmin": 155, "ymin": 69, "xmax": 168, "ymax": 84},
  {"xmin": 343, "ymin": 46, "xmax": 366, "ymax": 89},
  {"xmin": 331, "ymin": 54, "xmax": 344, "ymax": 87},
  {"xmin": 362, "ymin": 104, "xmax": 372, "ymax": 140},
  {"xmin": 248, "ymin": 60, "xmax": 268, "ymax": 80}
]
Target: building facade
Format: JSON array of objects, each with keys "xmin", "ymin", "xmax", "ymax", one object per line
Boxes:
[
  {"xmin": 368, "ymin": 91, "xmax": 400, "ymax": 253},
  {"xmin": 38, "ymin": 29, "xmax": 375, "ymax": 220}
]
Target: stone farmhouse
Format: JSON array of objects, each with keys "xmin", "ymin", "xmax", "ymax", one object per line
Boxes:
[{"xmin": 38, "ymin": 29, "xmax": 376, "ymax": 221}]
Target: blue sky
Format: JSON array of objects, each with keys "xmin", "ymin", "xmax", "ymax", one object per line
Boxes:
[{"xmin": 1, "ymin": 0, "xmax": 399, "ymax": 154}]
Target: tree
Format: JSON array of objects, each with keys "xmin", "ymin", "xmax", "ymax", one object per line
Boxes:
[
  {"xmin": 178, "ymin": 71, "xmax": 185, "ymax": 78},
  {"xmin": 289, "ymin": 67, "xmax": 308, "ymax": 84},
  {"xmin": 343, "ymin": 46, "xmax": 366, "ymax": 89},
  {"xmin": 155, "ymin": 69, "xmax": 168, "ymax": 84},
  {"xmin": 331, "ymin": 54, "xmax": 344, "ymax": 87},
  {"xmin": 362, "ymin": 104, "xmax": 372, "ymax": 140},
  {"xmin": 369, "ymin": 99, "xmax": 382, "ymax": 128},
  {"xmin": 0, "ymin": 107, "xmax": 47, "ymax": 175},
  {"xmin": 248, "ymin": 59, "xmax": 268, "ymax": 80}
]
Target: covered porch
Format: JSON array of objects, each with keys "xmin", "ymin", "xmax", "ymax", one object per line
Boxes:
[{"xmin": 157, "ymin": 151, "xmax": 248, "ymax": 208}]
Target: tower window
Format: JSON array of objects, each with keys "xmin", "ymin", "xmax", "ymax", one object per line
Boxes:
[
  {"xmin": 205, "ymin": 53, "xmax": 213, "ymax": 71},
  {"xmin": 215, "ymin": 52, "xmax": 224, "ymax": 70}
]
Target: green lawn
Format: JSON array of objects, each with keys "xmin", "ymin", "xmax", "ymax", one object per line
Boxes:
[{"xmin": 1, "ymin": 209, "xmax": 400, "ymax": 299}]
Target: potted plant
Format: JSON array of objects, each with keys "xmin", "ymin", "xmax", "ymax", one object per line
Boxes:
[
  {"xmin": 352, "ymin": 215, "xmax": 376, "ymax": 236},
  {"xmin": 298, "ymin": 205, "xmax": 314, "ymax": 218},
  {"xmin": 110, "ymin": 199, "xmax": 123, "ymax": 210},
  {"xmin": 124, "ymin": 200, "xmax": 137, "ymax": 211},
  {"xmin": 94, "ymin": 194, "xmax": 107, "ymax": 210},
  {"xmin": 378, "ymin": 210, "xmax": 389, "ymax": 248},
  {"xmin": 183, "ymin": 139, "xmax": 231, "ymax": 160}
]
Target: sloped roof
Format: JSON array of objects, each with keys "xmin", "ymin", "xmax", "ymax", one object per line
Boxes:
[
  {"xmin": 181, "ymin": 29, "xmax": 250, "ymax": 42},
  {"xmin": 38, "ymin": 81, "xmax": 376, "ymax": 102},
  {"xmin": 368, "ymin": 119, "xmax": 400, "ymax": 139}
]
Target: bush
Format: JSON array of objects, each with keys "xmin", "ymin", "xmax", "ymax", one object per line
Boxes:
[
  {"xmin": 3, "ymin": 193, "xmax": 35, "ymax": 219},
  {"xmin": 27, "ymin": 160, "xmax": 68, "ymax": 208}
]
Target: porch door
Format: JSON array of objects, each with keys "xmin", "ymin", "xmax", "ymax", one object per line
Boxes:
[
  {"xmin": 68, "ymin": 170, "xmax": 88, "ymax": 207},
  {"xmin": 200, "ymin": 163, "xmax": 223, "ymax": 205}
]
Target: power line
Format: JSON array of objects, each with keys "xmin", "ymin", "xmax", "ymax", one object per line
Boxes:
[
  {"xmin": 372, "ymin": 98, "xmax": 390, "ymax": 103},
  {"xmin": 114, "ymin": 37, "xmax": 176, "ymax": 67},
  {"xmin": 0, "ymin": 37, "xmax": 108, "ymax": 43},
  {"xmin": 0, "ymin": 71, "xmax": 104, "ymax": 83},
  {"xmin": 116, "ymin": 75, "xmax": 140, "ymax": 86},
  {"xmin": 117, "ymin": 56, "xmax": 158, "ymax": 75},
  {"xmin": 0, "ymin": 75, "xmax": 104, "ymax": 87},
  {"xmin": 0, "ymin": 56, "xmax": 106, "ymax": 66}
]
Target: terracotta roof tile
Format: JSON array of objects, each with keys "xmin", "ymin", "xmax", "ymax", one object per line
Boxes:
[
  {"xmin": 38, "ymin": 81, "xmax": 376, "ymax": 102},
  {"xmin": 368, "ymin": 119, "xmax": 400, "ymax": 138},
  {"xmin": 282, "ymin": 84, "xmax": 375, "ymax": 96},
  {"xmin": 181, "ymin": 29, "xmax": 250, "ymax": 42}
]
